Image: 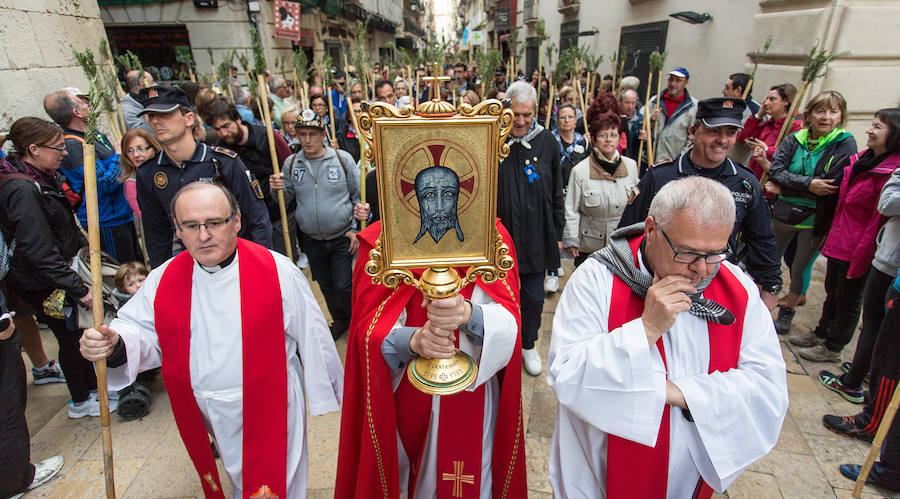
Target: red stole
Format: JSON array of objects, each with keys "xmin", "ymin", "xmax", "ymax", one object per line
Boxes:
[
  {"xmin": 335, "ymin": 221, "xmax": 527, "ymax": 499},
  {"xmin": 154, "ymin": 239, "xmax": 288, "ymax": 498},
  {"xmin": 606, "ymin": 236, "xmax": 747, "ymax": 499}
]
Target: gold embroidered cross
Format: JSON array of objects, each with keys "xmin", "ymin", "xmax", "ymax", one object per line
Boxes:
[
  {"xmin": 202, "ymin": 472, "xmax": 220, "ymax": 492},
  {"xmin": 441, "ymin": 460, "xmax": 474, "ymax": 497},
  {"xmin": 422, "ymin": 63, "xmax": 451, "ymax": 101}
]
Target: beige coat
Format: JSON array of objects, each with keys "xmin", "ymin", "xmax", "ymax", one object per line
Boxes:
[{"xmin": 563, "ymin": 153, "xmax": 639, "ymax": 252}]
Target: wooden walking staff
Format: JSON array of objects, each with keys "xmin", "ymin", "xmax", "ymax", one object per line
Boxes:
[
  {"xmin": 82, "ymin": 83, "xmax": 116, "ymax": 499},
  {"xmin": 637, "ymin": 65, "xmax": 655, "ymax": 169},
  {"xmin": 649, "ymin": 50, "xmax": 667, "ymax": 166},
  {"xmin": 853, "ymin": 383, "xmax": 900, "ymax": 497},
  {"xmin": 256, "ymin": 74, "xmax": 293, "ymax": 261},
  {"xmin": 346, "ymin": 98, "xmax": 368, "ymax": 229},
  {"xmin": 573, "ymin": 59, "xmax": 590, "ymax": 136}
]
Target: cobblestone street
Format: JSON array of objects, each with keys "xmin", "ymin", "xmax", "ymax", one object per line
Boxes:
[{"xmin": 18, "ymin": 257, "xmax": 898, "ymax": 498}]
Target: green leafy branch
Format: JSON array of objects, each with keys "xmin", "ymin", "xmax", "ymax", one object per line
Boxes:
[{"xmin": 801, "ymin": 39, "xmax": 848, "ymax": 82}]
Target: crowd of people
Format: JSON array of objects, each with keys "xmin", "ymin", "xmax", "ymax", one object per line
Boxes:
[{"xmin": 0, "ymin": 56, "xmax": 898, "ymax": 498}]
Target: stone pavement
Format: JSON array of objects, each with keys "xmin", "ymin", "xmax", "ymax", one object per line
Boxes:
[{"xmin": 18, "ymin": 257, "xmax": 899, "ymax": 498}]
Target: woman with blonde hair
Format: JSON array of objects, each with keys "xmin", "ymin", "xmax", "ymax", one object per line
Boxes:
[
  {"xmin": 119, "ymin": 128, "xmax": 162, "ymax": 220},
  {"xmin": 767, "ymin": 90, "xmax": 857, "ymax": 340},
  {"xmin": 462, "ymin": 90, "xmax": 480, "ymax": 107}
]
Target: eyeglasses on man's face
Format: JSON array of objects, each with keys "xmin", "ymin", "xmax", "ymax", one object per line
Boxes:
[
  {"xmin": 660, "ymin": 227, "xmax": 729, "ymax": 265},
  {"xmin": 176, "ymin": 215, "xmax": 235, "ymax": 234}
]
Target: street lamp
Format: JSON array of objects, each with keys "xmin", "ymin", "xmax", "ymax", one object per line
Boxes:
[{"xmin": 669, "ymin": 11, "xmax": 712, "ymax": 24}]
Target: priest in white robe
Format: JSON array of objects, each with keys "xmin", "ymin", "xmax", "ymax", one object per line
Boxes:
[
  {"xmin": 81, "ymin": 182, "xmax": 343, "ymax": 499},
  {"xmin": 548, "ymin": 177, "xmax": 788, "ymax": 499}
]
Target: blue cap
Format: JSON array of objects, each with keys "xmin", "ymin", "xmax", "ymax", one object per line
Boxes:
[{"xmin": 668, "ymin": 67, "xmax": 690, "ymax": 79}]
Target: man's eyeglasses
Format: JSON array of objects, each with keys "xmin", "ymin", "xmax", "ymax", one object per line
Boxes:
[
  {"xmin": 660, "ymin": 228, "xmax": 729, "ymax": 265},
  {"xmin": 39, "ymin": 144, "xmax": 66, "ymax": 153},
  {"xmin": 176, "ymin": 215, "xmax": 235, "ymax": 234}
]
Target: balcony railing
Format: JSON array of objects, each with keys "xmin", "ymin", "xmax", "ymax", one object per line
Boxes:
[
  {"xmin": 558, "ymin": 0, "xmax": 578, "ymax": 12},
  {"xmin": 523, "ymin": 0, "xmax": 538, "ymax": 23}
]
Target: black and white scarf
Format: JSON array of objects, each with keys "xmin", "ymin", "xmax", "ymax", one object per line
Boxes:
[{"xmin": 591, "ymin": 223, "xmax": 735, "ymax": 325}]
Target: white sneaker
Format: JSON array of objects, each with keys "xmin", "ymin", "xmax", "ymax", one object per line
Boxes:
[
  {"xmin": 28, "ymin": 455, "xmax": 64, "ymax": 491},
  {"xmin": 556, "ymin": 266, "xmax": 565, "ymax": 277},
  {"xmin": 522, "ymin": 348, "xmax": 542, "ymax": 376},
  {"xmin": 67, "ymin": 392, "xmax": 118, "ymax": 419},
  {"xmin": 295, "ymin": 252, "xmax": 309, "ymax": 269},
  {"xmin": 544, "ymin": 274, "xmax": 559, "ymax": 293}
]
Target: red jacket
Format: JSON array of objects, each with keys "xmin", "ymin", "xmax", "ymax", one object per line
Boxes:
[
  {"xmin": 822, "ymin": 150, "xmax": 900, "ymax": 278},
  {"xmin": 736, "ymin": 115, "xmax": 803, "ymax": 180}
]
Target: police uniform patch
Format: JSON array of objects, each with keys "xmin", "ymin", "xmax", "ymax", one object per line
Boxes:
[
  {"xmin": 250, "ymin": 179, "xmax": 264, "ymax": 199},
  {"xmin": 154, "ymin": 171, "xmax": 168, "ymax": 189},
  {"xmin": 627, "ymin": 186, "xmax": 640, "ymax": 205},
  {"xmin": 213, "ymin": 146, "xmax": 238, "ymax": 159}
]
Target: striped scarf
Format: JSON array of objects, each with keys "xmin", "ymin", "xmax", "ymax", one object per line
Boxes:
[{"xmin": 591, "ymin": 223, "xmax": 735, "ymax": 325}]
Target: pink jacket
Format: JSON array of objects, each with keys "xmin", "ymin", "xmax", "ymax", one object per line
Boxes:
[{"xmin": 822, "ymin": 150, "xmax": 900, "ymax": 278}]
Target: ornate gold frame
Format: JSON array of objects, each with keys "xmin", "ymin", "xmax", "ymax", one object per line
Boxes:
[{"xmin": 357, "ymin": 95, "xmax": 515, "ymax": 395}]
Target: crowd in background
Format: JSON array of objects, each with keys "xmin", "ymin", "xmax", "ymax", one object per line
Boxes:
[{"xmin": 1, "ymin": 55, "xmax": 900, "ymax": 496}]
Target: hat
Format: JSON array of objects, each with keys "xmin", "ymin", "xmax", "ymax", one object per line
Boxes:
[
  {"xmin": 697, "ymin": 97, "xmax": 746, "ymax": 129},
  {"xmin": 495, "ymin": 65, "xmax": 506, "ymax": 76},
  {"xmin": 136, "ymin": 86, "xmax": 192, "ymax": 116},
  {"xmin": 668, "ymin": 67, "xmax": 690, "ymax": 79},
  {"xmin": 296, "ymin": 109, "xmax": 326, "ymax": 130}
]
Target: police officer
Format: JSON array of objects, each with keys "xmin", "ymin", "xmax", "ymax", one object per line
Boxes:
[
  {"xmin": 618, "ymin": 97, "xmax": 782, "ymax": 309},
  {"xmin": 135, "ymin": 86, "xmax": 272, "ymax": 268}
]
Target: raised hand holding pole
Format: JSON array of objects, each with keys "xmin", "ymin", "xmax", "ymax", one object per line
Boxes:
[{"xmin": 256, "ymin": 74, "xmax": 293, "ymax": 261}]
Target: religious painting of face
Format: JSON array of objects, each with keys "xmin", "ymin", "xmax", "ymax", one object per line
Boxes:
[{"xmin": 370, "ymin": 114, "xmax": 505, "ymax": 269}]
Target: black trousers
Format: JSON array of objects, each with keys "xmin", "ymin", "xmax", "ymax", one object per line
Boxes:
[
  {"xmin": 11, "ymin": 288, "xmax": 96, "ymax": 403},
  {"xmin": 574, "ymin": 252, "xmax": 591, "ymax": 268},
  {"xmin": 842, "ymin": 268, "xmax": 895, "ymax": 388},
  {"xmin": 520, "ymin": 272, "xmax": 545, "ymax": 350},
  {"xmin": 100, "ymin": 222, "xmax": 142, "ymax": 264},
  {"xmin": 854, "ymin": 284, "xmax": 900, "ymax": 482},
  {"xmin": 271, "ymin": 217, "xmax": 299, "ymax": 259},
  {"xmin": 303, "ymin": 234, "xmax": 353, "ymax": 327},
  {"xmin": 0, "ymin": 331, "xmax": 35, "ymax": 497},
  {"xmin": 813, "ymin": 258, "xmax": 867, "ymax": 352}
]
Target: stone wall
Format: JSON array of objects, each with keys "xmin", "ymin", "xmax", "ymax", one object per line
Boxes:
[{"xmin": 0, "ymin": 0, "xmax": 110, "ymax": 131}]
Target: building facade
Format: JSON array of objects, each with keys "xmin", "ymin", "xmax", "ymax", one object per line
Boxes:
[{"xmin": 518, "ymin": 0, "xmax": 900, "ymax": 144}]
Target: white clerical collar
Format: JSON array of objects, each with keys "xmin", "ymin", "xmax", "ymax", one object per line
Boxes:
[{"xmin": 199, "ymin": 249, "xmax": 237, "ymax": 274}]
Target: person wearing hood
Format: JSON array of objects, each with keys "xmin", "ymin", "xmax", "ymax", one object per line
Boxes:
[
  {"xmin": 497, "ymin": 81, "xmax": 564, "ymax": 376},
  {"xmin": 0, "ymin": 117, "xmax": 111, "ymax": 419}
]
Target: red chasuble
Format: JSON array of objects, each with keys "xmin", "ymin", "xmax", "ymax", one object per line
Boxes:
[
  {"xmin": 335, "ymin": 220, "xmax": 527, "ymax": 499},
  {"xmin": 606, "ymin": 235, "xmax": 747, "ymax": 499},
  {"xmin": 154, "ymin": 239, "xmax": 288, "ymax": 498}
]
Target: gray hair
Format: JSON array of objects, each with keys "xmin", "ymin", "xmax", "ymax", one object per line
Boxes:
[
  {"xmin": 618, "ymin": 88, "xmax": 639, "ymax": 101},
  {"xmin": 506, "ymin": 81, "xmax": 536, "ymax": 106},
  {"xmin": 233, "ymin": 85, "xmax": 250, "ymax": 105},
  {"xmin": 43, "ymin": 90, "xmax": 77, "ymax": 127},
  {"xmin": 648, "ymin": 176, "xmax": 735, "ymax": 231},
  {"xmin": 268, "ymin": 77, "xmax": 286, "ymax": 92}
]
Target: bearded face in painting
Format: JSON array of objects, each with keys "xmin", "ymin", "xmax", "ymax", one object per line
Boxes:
[{"xmin": 414, "ymin": 166, "xmax": 464, "ymax": 244}]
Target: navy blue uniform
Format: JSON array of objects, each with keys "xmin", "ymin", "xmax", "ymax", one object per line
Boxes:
[
  {"xmin": 618, "ymin": 151, "xmax": 782, "ymax": 289},
  {"xmin": 136, "ymin": 141, "xmax": 273, "ymax": 268}
]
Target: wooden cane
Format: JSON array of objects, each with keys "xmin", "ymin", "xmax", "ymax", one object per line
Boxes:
[
  {"xmin": 256, "ymin": 74, "xmax": 293, "ymax": 261},
  {"xmin": 853, "ymin": 383, "xmax": 900, "ymax": 497},
  {"xmin": 83, "ymin": 143, "xmax": 116, "ymax": 498},
  {"xmin": 574, "ymin": 61, "xmax": 590, "ymax": 136}
]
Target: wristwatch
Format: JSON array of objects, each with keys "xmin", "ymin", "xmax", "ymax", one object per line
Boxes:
[{"xmin": 761, "ymin": 283, "xmax": 782, "ymax": 295}]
